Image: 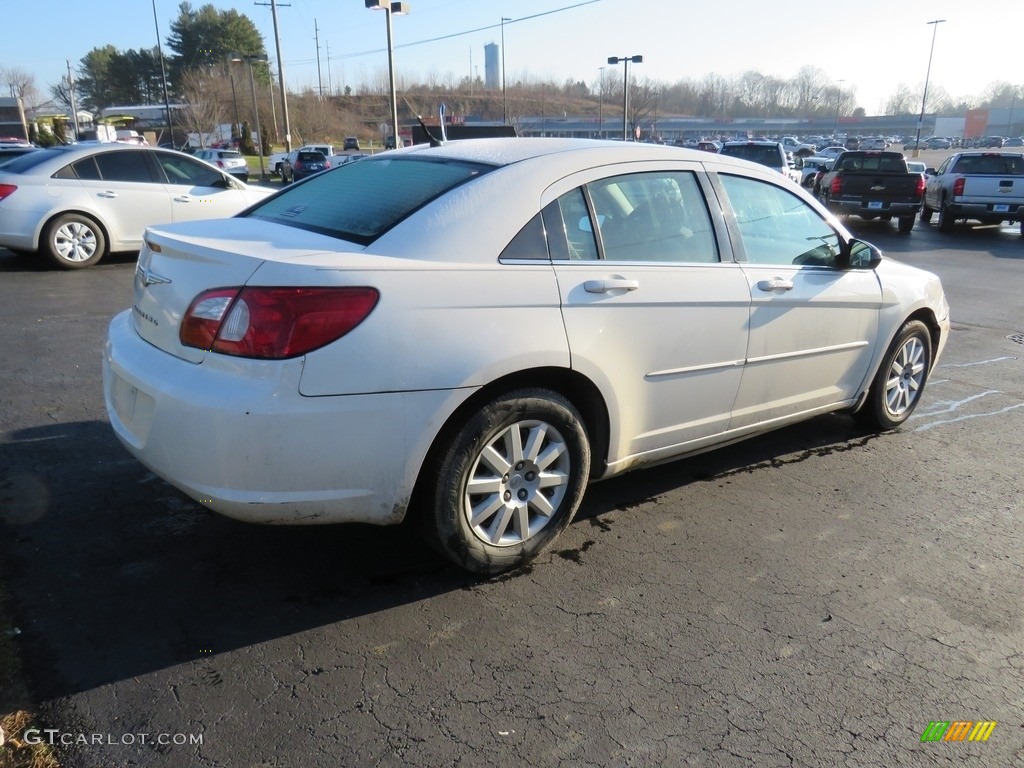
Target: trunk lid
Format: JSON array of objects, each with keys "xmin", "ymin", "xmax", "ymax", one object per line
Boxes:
[{"xmin": 131, "ymin": 218, "xmax": 363, "ymax": 362}]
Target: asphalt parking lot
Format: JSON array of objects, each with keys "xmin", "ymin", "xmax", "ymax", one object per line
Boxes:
[{"xmin": 1, "ymin": 210, "xmax": 1023, "ymax": 766}]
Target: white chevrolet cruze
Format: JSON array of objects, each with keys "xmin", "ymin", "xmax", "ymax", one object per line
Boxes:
[
  {"xmin": 103, "ymin": 138, "xmax": 950, "ymax": 574},
  {"xmin": 0, "ymin": 144, "xmax": 272, "ymax": 268}
]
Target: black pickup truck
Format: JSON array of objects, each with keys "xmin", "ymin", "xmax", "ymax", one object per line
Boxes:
[{"xmin": 816, "ymin": 151, "xmax": 925, "ymax": 233}]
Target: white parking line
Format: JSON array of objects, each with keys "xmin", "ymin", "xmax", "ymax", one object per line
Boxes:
[
  {"xmin": 939, "ymin": 356, "xmax": 1015, "ymax": 368},
  {"xmin": 915, "ymin": 402, "xmax": 1024, "ymax": 432},
  {"xmin": 911, "ymin": 390, "xmax": 1001, "ymax": 420}
]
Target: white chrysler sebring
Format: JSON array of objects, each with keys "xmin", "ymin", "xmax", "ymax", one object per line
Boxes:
[{"xmin": 103, "ymin": 138, "xmax": 950, "ymax": 574}]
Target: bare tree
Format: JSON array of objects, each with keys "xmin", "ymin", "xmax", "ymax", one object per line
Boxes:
[
  {"xmin": 2, "ymin": 66, "xmax": 45, "ymax": 111},
  {"xmin": 884, "ymin": 84, "xmax": 917, "ymax": 116},
  {"xmin": 177, "ymin": 69, "xmax": 226, "ymax": 147}
]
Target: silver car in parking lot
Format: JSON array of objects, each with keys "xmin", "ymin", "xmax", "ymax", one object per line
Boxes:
[{"xmin": 0, "ymin": 144, "xmax": 273, "ymax": 268}]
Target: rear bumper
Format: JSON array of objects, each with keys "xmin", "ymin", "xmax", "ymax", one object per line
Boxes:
[
  {"xmin": 103, "ymin": 310, "xmax": 467, "ymax": 526},
  {"xmin": 829, "ymin": 199, "xmax": 920, "ymax": 217},
  {"xmin": 947, "ymin": 200, "xmax": 1023, "ymax": 221}
]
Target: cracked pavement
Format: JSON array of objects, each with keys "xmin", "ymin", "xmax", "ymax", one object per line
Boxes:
[{"xmin": 1, "ymin": 218, "xmax": 1022, "ymax": 766}]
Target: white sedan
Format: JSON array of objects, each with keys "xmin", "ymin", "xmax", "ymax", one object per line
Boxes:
[
  {"xmin": 0, "ymin": 144, "xmax": 273, "ymax": 268},
  {"xmin": 103, "ymin": 138, "xmax": 950, "ymax": 574}
]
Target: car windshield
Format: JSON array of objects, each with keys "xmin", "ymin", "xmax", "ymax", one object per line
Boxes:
[
  {"xmin": 245, "ymin": 156, "xmax": 495, "ymax": 245},
  {"xmin": 721, "ymin": 145, "xmax": 782, "ymax": 167},
  {"xmin": 297, "ymin": 152, "xmax": 326, "ymax": 162}
]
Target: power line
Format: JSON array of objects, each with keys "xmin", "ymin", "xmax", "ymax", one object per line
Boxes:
[{"xmin": 282, "ymin": 0, "xmax": 604, "ymax": 68}]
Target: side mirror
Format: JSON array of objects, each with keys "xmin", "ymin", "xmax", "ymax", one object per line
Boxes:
[
  {"xmin": 845, "ymin": 239, "xmax": 883, "ymax": 270},
  {"xmin": 925, "ymin": 167, "xmax": 937, "ymax": 175}
]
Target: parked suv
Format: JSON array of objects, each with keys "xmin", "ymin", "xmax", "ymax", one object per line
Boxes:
[
  {"xmin": 719, "ymin": 141, "xmax": 799, "ymax": 183},
  {"xmin": 343, "ymin": 136, "xmax": 360, "ymax": 151},
  {"xmin": 194, "ymin": 148, "xmax": 249, "ymax": 182},
  {"xmin": 280, "ymin": 150, "xmax": 330, "ymax": 183}
]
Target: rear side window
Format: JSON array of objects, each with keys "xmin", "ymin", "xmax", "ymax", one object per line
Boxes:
[{"xmin": 245, "ymin": 156, "xmax": 494, "ymax": 244}]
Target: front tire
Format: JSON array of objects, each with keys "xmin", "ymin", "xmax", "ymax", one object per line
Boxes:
[
  {"xmin": 898, "ymin": 216, "xmax": 914, "ymax": 233},
  {"xmin": 423, "ymin": 389, "xmax": 591, "ymax": 574},
  {"xmin": 920, "ymin": 204, "xmax": 933, "ymax": 223},
  {"xmin": 43, "ymin": 213, "xmax": 105, "ymax": 269},
  {"xmin": 855, "ymin": 320, "xmax": 932, "ymax": 431}
]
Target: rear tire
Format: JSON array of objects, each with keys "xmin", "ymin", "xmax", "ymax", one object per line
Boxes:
[
  {"xmin": 898, "ymin": 216, "xmax": 914, "ymax": 233},
  {"xmin": 937, "ymin": 200, "xmax": 954, "ymax": 232},
  {"xmin": 422, "ymin": 389, "xmax": 591, "ymax": 574},
  {"xmin": 855, "ymin": 320, "xmax": 932, "ymax": 431},
  {"xmin": 43, "ymin": 214, "xmax": 105, "ymax": 269}
]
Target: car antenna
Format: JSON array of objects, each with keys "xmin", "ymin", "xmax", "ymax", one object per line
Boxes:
[{"xmin": 416, "ymin": 115, "xmax": 443, "ymax": 147}]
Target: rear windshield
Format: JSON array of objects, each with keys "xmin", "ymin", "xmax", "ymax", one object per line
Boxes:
[
  {"xmin": 297, "ymin": 151, "xmax": 326, "ymax": 161},
  {"xmin": 952, "ymin": 155, "xmax": 1024, "ymax": 175},
  {"xmin": 244, "ymin": 156, "xmax": 495, "ymax": 245},
  {"xmin": 0, "ymin": 148, "xmax": 69, "ymax": 174},
  {"xmin": 218, "ymin": 151, "xmax": 242, "ymax": 159},
  {"xmin": 720, "ymin": 144, "xmax": 783, "ymax": 167}
]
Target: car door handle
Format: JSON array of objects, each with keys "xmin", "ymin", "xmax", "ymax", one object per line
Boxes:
[
  {"xmin": 757, "ymin": 278, "xmax": 794, "ymax": 292},
  {"xmin": 97, "ymin": 191, "xmax": 119, "ymax": 198},
  {"xmin": 584, "ymin": 279, "xmax": 639, "ymax": 293},
  {"xmin": 172, "ymin": 196, "xmax": 192, "ymax": 203}
]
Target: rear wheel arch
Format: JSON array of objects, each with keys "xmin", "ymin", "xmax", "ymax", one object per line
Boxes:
[
  {"xmin": 408, "ymin": 368, "xmax": 610, "ymax": 517},
  {"xmin": 40, "ymin": 210, "xmax": 111, "ymax": 269}
]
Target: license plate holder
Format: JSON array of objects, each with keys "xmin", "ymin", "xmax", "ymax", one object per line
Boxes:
[
  {"xmin": 994, "ymin": 204, "xmax": 1009, "ymax": 212},
  {"xmin": 111, "ymin": 375, "xmax": 138, "ymax": 424}
]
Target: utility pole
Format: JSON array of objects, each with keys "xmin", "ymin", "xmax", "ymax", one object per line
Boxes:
[
  {"xmin": 66, "ymin": 60, "xmax": 80, "ymax": 139},
  {"xmin": 314, "ymin": 19, "xmax": 323, "ymax": 100},
  {"xmin": 10, "ymin": 85, "xmax": 29, "ymax": 143},
  {"xmin": 257, "ymin": 0, "xmax": 293, "ymax": 151},
  {"xmin": 326, "ymin": 41, "xmax": 333, "ymax": 96}
]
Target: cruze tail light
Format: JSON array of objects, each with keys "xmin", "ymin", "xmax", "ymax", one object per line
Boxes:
[
  {"xmin": 0, "ymin": 184, "xmax": 17, "ymax": 201},
  {"xmin": 180, "ymin": 286, "xmax": 379, "ymax": 359}
]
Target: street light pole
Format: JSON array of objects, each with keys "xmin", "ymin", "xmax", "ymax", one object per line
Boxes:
[
  {"xmin": 607, "ymin": 55, "xmax": 642, "ymax": 141},
  {"xmin": 598, "ymin": 66, "xmax": 605, "ymax": 140},
  {"xmin": 366, "ymin": 1, "xmax": 410, "ymax": 149},
  {"xmin": 501, "ymin": 17, "xmax": 510, "ymax": 124},
  {"xmin": 913, "ymin": 19, "xmax": 946, "ymax": 158},
  {"xmin": 833, "ymin": 79, "xmax": 844, "ymax": 139},
  {"xmin": 231, "ymin": 53, "xmax": 269, "ymax": 180},
  {"xmin": 229, "ymin": 70, "xmax": 240, "ymax": 140}
]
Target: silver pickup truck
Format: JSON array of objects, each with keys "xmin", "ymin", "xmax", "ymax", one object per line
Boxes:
[{"xmin": 922, "ymin": 151, "xmax": 1024, "ymax": 234}]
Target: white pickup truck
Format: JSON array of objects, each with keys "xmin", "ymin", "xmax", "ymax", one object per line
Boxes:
[
  {"xmin": 779, "ymin": 136, "xmax": 816, "ymax": 158},
  {"xmin": 922, "ymin": 151, "xmax": 1024, "ymax": 234}
]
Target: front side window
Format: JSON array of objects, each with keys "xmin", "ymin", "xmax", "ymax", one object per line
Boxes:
[
  {"xmin": 719, "ymin": 174, "xmax": 839, "ymax": 267},
  {"xmin": 586, "ymin": 171, "xmax": 718, "ymax": 263},
  {"xmin": 156, "ymin": 152, "xmax": 224, "ymax": 187}
]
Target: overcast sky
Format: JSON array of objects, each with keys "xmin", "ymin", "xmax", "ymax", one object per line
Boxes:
[{"xmin": 5, "ymin": 0, "xmax": 1014, "ymax": 115}]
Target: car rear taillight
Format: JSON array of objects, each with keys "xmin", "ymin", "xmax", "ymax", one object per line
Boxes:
[
  {"xmin": 180, "ymin": 286, "xmax": 379, "ymax": 359},
  {"xmin": 915, "ymin": 175, "xmax": 926, "ymax": 198},
  {"xmin": 0, "ymin": 184, "xmax": 17, "ymax": 201},
  {"xmin": 953, "ymin": 177, "xmax": 965, "ymax": 196},
  {"xmin": 831, "ymin": 176, "xmax": 842, "ymax": 196},
  {"xmin": 216, "ymin": 160, "xmax": 225, "ymax": 168},
  {"xmin": 294, "ymin": 160, "xmax": 304, "ymax": 170}
]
